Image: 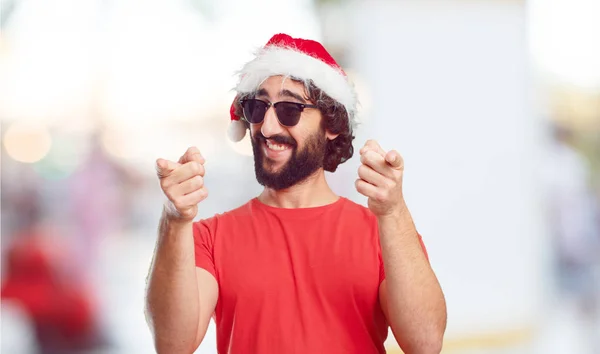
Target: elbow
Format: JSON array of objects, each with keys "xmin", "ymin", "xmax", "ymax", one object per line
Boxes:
[
  {"xmin": 145, "ymin": 308, "xmax": 198, "ymax": 354},
  {"xmin": 421, "ymin": 334, "xmax": 444, "ymax": 354},
  {"xmin": 401, "ymin": 335, "xmax": 444, "ymax": 354},
  {"xmin": 397, "ymin": 325, "xmax": 445, "ymax": 354},
  {"xmin": 418, "ymin": 322, "xmax": 446, "ymax": 354},
  {"xmin": 149, "ymin": 324, "xmax": 199, "ymax": 354},
  {"xmin": 153, "ymin": 335, "xmax": 198, "ymax": 354}
]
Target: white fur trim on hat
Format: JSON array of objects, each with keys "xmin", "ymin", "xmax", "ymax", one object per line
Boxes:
[
  {"xmin": 235, "ymin": 46, "xmax": 357, "ymax": 124},
  {"xmin": 228, "ymin": 119, "xmax": 247, "ymax": 142}
]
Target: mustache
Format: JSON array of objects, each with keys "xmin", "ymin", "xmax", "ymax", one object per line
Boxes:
[{"xmin": 253, "ymin": 131, "xmax": 297, "ymax": 147}]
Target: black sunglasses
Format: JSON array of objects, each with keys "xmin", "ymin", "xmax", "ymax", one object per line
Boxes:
[{"xmin": 240, "ymin": 98, "xmax": 318, "ymax": 127}]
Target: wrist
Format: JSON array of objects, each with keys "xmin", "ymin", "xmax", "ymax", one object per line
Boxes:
[
  {"xmin": 376, "ymin": 201, "xmax": 418, "ymax": 240},
  {"xmin": 377, "ymin": 200, "xmax": 410, "ymax": 222},
  {"xmin": 162, "ymin": 203, "xmax": 195, "ymax": 225}
]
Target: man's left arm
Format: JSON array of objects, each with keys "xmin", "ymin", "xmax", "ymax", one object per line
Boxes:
[{"xmin": 355, "ymin": 140, "xmax": 447, "ymax": 354}]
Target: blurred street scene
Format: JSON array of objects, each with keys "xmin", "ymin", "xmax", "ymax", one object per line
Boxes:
[{"xmin": 1, "ymin": 0, "xmax": 599, "ymax": 353}]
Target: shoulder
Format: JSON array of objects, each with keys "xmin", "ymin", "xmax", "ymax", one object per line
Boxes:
[
  {"xmin": 339, "ymin": 197, "xmax": 377, "ymax": 223},
  {"xmin": 193, "ymin": 199, "xmax": 255, "ymax": 234},
  {"xmin": 337, "ymin": 198, "xmax": 379, "ymax": 237}
]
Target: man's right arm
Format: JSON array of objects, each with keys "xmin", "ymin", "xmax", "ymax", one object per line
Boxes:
[{"xmin": 145, "ymin": 147, "xmax": 218, "ymax": 353}]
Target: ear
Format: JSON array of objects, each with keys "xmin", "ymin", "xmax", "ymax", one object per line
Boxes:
[{"xmin": 325, "ymin": 130, "xmax": 339, "ymax": 141}]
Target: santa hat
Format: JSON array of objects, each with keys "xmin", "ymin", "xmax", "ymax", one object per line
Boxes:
[{"xmin": 228, "ymin": 33, "xmax": 357, "ymax": 142}]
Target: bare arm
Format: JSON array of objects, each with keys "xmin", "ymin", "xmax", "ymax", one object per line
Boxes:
[
  {"xmin": 145, "ymin": 147, "xmax": 218, "ymax": 353},
  {"xmin": 378, "ymin": 205, "xmax": 446, "ymax": 354},
  {"xmin": 145, "ymin": 212, "xmax": 218, "ymax": 353},
  {"xmin": 355, "ymin": 140, "xmax": 446, "ymax": 353}
]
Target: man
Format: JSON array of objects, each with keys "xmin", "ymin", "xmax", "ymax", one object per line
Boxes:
[{"xmin": 145, "ymin": 33, "xmax": 446, "ymax": 354}]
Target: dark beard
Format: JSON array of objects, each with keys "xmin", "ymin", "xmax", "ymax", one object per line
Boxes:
[{"xmin": 251, "ymin": 130, "xmax": 327, "ymax": 190}]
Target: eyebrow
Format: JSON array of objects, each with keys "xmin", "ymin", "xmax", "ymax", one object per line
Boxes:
[{"xmin": 255, "ymin": 88, "xmax": 307, "ymax": 103}]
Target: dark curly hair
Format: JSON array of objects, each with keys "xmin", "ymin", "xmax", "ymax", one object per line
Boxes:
[{"xmin": 232, "ymin": 80, "xmax": 355, "ymax": 172}]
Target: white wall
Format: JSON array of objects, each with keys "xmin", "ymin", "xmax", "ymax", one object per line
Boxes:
[{"xmin": 343, "ymin": 0, "xmax": 548, "ymax": 340}]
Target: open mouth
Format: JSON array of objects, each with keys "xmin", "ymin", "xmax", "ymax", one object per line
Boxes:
[
  {"xmin": 262, "ymin": 139, "xmax": 294, "ymax": 161},
  {"xmin": 266, "ymin": 140, "xmax": 292, "ymax": 151}
]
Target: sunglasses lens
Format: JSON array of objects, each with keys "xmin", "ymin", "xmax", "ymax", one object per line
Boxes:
[
  {"xmin": 242, "ymin": 99, "xmax": 268, "ymax": 124},
  {"xmin": 274, "ymin": 102, "xmax": 302, "ymax": 126}
]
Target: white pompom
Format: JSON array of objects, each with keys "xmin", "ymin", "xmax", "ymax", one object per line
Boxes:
[{"xmin": 227, "ymin": 120, "xmax": 247, "ymax": 142}]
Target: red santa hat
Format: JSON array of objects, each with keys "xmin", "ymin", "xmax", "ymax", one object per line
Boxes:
[{"xmin": 228, "ymin": 33, "xmax": 357, "ymax": 142}]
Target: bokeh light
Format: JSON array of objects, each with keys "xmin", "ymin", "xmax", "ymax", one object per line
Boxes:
[
  {"xmin": 3, "ymin": 122, "xmax": 52, "ymax": 163},
  {"xmin": 32, "ymin": 133, "xmax": 91, "ymax": 180},
  {"xmin": 0, "ymin": 0, "xmax": 99, "ymax": 124}
]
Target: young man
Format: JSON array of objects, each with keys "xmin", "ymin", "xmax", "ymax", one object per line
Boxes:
[{"xmin": 145, "ymin": 33, "xmax": 446, "ymax": 354}]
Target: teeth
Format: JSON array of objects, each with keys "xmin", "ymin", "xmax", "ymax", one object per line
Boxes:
[{"xmin": 266, "ymin": 141, "xmax": 288, "ymax": 151}]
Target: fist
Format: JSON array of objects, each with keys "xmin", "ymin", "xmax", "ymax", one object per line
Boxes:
[
  {"xmin": 156, "ymin": 146, "xmax": 208, "ymax": 221},
  {"xmin": 355, "ymin": 140, "xmax": 405, "ymax": 217}
]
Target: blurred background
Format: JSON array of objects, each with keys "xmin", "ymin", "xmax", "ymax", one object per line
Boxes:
[{"xmin": 1, "ymin": 0, "xmax": 599, "ymax": 353}]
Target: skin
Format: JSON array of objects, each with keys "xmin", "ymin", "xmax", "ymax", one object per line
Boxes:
[
  {"xmin": 356, "ymin": 141, "xmax": 447, "ymax": 353},
  {"xmin": 145, "ymin": 75, "xmax": 447, "ymax": 354}
]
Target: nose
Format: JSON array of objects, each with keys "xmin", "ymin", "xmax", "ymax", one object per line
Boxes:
[{"xmin": 260, "ymin": 105, "xmax": 285, "ymax": 138}]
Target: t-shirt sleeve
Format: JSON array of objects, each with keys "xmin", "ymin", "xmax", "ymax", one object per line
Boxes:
[
  {"xmin": 378, "ymin": 233, "xmax": 430, "ymax": 283},
  {"xmin": 193, "ymin": 219, "xmax": 217, "ymax": 279}
]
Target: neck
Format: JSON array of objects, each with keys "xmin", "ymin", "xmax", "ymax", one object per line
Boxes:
[{"xmin": 258, "ymin": 168, "xmax": 339, "ymax": 208}]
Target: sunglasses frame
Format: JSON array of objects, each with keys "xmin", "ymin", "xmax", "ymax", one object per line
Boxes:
[{"xmin": 239, "ymin": 98, "xmax": 318, "ymax": 127}]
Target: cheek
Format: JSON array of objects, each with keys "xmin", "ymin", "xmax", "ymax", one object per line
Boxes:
[
  {"xmin": 286, "ymin": 128, "xmax": 306, "ymax": 145},
  {"xmin": 290, "ymin": 119, "xmax": 324, "ymax": 144},
  {"xmin": 249, "ymin": 124, "xmax": 261, "ymax": 137}
]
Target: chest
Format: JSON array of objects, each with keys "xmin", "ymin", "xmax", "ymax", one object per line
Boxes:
[{"xmin": 214, "ymin": 218, "xmax": 381, "ymax": 307}]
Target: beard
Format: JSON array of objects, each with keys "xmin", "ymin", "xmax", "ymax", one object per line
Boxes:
[{"xmin": 251, "ymin": 129, "xmax": 327, "ymax": 190}]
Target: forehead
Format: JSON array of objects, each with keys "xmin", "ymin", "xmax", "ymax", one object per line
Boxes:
[{"xmin": 256, "ymin": 75, "xmax": 307, "ymax": 98}]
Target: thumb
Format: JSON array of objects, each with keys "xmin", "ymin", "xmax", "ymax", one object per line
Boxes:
[{"xmin": 156, "ymin": 158, "xmax": 179, "ymax": 177}]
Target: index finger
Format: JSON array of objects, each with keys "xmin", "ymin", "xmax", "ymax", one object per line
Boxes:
[
  {"xmin": 180, "ymin": 146, "xmax": 205, "ymax": 164},
  {"xmin": 360, "ymin": 139, "xmax": 386, "ymax": 157}
]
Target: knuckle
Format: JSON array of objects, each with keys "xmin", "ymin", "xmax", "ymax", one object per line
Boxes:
[
  {"xmin": 189, "ymin": 162, "xmax": 200, "ymax": 175},
  {"xmin": 198, "ymin": 162, "xmax": 205, "ymax": 174},
  {"xmin": 200, "ymin": 188, "xmax": 208, "ymax": 199},
  {"xmin": 160, "ymin": 179, "xmax": 172, "ymax": 190},
  {"xmin": 357, "ymin": 165, "xmax": 367, "ymax": 175},
  {"xmin": 194, "ymin": 188, "xmax": 207, "ymax": 202},
  {"xmin": 192, "ymin": 175, "xmax": 204, "ymax": 189},
  {"xmin": 365, "ymin": 151, "xmax": 376, "ymax": 161}
]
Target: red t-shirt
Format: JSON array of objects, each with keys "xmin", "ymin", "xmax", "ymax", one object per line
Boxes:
[{"xmin": 194, "ymin": 197, "xmax": 425, "ymax": 353}]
